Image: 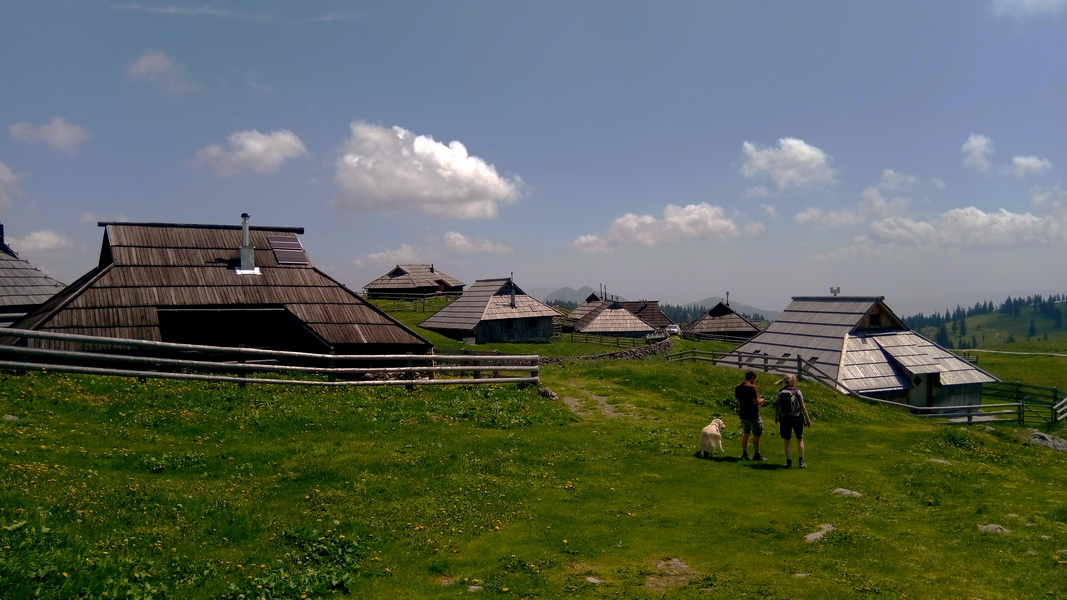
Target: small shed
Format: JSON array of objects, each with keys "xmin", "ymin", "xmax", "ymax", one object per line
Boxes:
[
  {"xmin": 684, "ymin": 302, "xmax": 762, "ymax": 340},
  {"xmin": 8, "ymin": 217, "xmax": 432, "ymax": 355},
  {"xmin": 720, "ymin": 296, "xmax": 997, "ymax": 410},
  {"xmin": 362, "ymin": 264, "xmax": 464, "ymax": 299},
  {"xmin": 419, "ymin": 277, "xmax": 559, "ymax": 344},
  {"xmin": 0, "ymin": 224, "xmax": 67, "ymax": 327},
  {"xmin": 573, "ymin": 300, "xmax": 655, "ymax": 338}
]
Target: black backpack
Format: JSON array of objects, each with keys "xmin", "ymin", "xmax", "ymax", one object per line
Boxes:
[{"xmin": 777, "ymin": 388, "xmax": 801, "ymax": 418}]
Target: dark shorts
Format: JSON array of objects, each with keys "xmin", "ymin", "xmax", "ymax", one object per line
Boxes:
[
  {"xmin": 779, "ymin": 418, "xmax": 804, "ymax": 440},
  {"xmin": 741, "ymin": 418, "xmax": 763, "ymax": 437}
]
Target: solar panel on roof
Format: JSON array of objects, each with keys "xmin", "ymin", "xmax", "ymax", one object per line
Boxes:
[{"xmin": 267, "ymin": 235, "xmax": 309, "ymax": 265}]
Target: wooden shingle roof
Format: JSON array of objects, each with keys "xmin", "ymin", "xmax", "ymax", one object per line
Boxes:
[
  {"xmin": 10, "ymin": 221, "xmax": 430, "ymax": 352},
  {"xmin": 419, "ymin": 278, "xmax": 558, "ymax": 333},
  {"xmin": 574, "ymin": 301, "xmax": 654, "ymax": 334},
  {"xmin": 362, "ymin": 264, "xmax": 464, "ymax": 292},
  {"xmin": 684, "ymin": 302, "xmax": 762, "ymax": 336},
  {"xmin": 0, "ymin": 226, "xmax": 67, "ymax": 325},
  {"xmin": 616, "ymin": 301, "xmax": 674, "ymax": 329},
  {"xmin": 723, "ymin": 296, "xmax": 995, "ymax": 392}
]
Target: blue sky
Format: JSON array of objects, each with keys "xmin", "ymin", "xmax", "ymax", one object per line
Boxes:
[{"xmin": 2, "ymin": 0, "xmax": 1066, "ymax": 317}]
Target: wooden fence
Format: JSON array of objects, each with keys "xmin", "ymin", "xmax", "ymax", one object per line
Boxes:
[
  {"xmin": 665, "ymin": 348, "xmax": 1065, "ymax": 428},
  {"xmin": 0, "ymin": 328, "xmax": 538, "ymax": 388}
]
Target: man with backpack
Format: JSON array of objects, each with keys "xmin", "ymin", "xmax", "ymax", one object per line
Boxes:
[
  {"xmin": 734, "ymin": 370, "xmax": 766, "ymax": 461},
  {"xmin": 774, "ymin": 374, "xmax": 812, "ymax": 468}
]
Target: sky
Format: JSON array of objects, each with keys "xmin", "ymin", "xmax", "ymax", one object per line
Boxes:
[{"xmin": 2, "ymin": 0, "xmax": 1066, "ymax": 318}]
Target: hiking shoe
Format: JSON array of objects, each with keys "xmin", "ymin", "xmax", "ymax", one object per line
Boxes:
[
  {"xmin": 798, "ymin": 458, "xmax": 807, "ymax": 469},
  {"xmin": 741, "ymin": 453, "xmax": 750, "ymax": 461},
  {"xmin": 753, "ymin": 453, "xmax": 766, "ymax": 461},
  {"xmin": 786, "ymin": 459, "xmax": 792, "ymax": 468}
]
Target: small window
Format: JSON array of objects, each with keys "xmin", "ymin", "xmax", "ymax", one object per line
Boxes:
[
  {"xmin": 870, "ymin": 314, "xmax": 882, "ymax": 327},
  {"xmin": 528, "ymin": 318, "xmax": 538, "ymax": 328}
]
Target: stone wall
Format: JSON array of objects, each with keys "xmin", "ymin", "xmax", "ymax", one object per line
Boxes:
[{"xmin": 539, "ymin": 338, "xmax": 673, "ymax": 365}]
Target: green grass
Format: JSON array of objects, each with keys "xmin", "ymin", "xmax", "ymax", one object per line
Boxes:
[{"xmin": 2, "ymin": 357, "xmax": 1066, "ymax": 599}]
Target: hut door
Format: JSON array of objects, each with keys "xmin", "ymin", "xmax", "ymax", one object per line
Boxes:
[{"xmin": 910, "ymin": 375, "xmax": 933, "ymax": 408}]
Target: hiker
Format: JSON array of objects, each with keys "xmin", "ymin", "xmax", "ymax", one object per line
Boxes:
[
  {"xmin": 734, "ymin": 370, "xmax": 766, "ymax": 461},
  {"xmin": 774, "ymin": 374, "xmax": 811, "ymax": 468}
]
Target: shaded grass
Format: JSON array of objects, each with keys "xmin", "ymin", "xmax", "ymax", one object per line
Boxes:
[{"xmin": 1, "ymin": 361, "xmax": 1065, "ymax": 599}]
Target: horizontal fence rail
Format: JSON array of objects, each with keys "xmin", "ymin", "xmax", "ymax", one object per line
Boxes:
[
  {"xmin": 665, "ymin": 348, "xmax": 1062, "ymax": 428},
  {"xmin": 0, "ymin": 328, "xmax": 538, "ymax": 388}
]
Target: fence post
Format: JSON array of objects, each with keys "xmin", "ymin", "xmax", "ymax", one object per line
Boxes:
[{"xmin": 405, "ymin": 353, "xmax": 414, "ymax": 391}]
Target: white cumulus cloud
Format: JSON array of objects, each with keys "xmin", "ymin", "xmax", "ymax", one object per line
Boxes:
[
  {"xmin": 352, "ymin": 244, "xmax": 427, "ymax": 268},
  {"xmin": 740, "ymin": 137, "xmax": 836, "ymax": 195},
  {"xmin": 9, "ymin": 116, "xmax": 90, "ymax": 154},
  {"xmin": 8, "ymin": 230, "xmax": 73, "ymax": 252},
  {"xmin": 865, "ymin": 206, "xmax": 1064, "ymax": 249},
  {"xmin": 572, "ymin": 203, "xmax": 746, "ymax": 252},
  {"xmin": 962, "ymin": 133, "xmax": 994, "ymax": 172},
  {"xmin": 334, "ymin": 121, "xmax": 522, "ymax": 219},
  {"xmin": 194, "ymin": 129, "xmax": 307, "ymax": 176},
  {"xmin": 443, "ymin": 231, "xmax": 512, "ymax": 254},
  {"xmin": 127, "ymin": 49, "xmax": 199, "ymax": 94},
  {"xmin": 1010, "ymin": 155, "xmax": 1052, "ymax": 177},
  {"xmin": 796, "ymin": 171, "xmax": 911, "ymax": 228}
]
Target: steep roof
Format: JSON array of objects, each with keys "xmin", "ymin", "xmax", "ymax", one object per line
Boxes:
[
  {"xmin": 617, "ymin": 300, "xmax": 674, "ymax": 329},
  {"xmin": 10, "ymin": 221, "xmax": 430, "ymax": 352},
  {"xmin": 0, "ymin": 225, "xmax": 67, "ymax": 325},
  {"xmin": 419, "ymin": 278, "xmax": 559, "ymax": 333},
  {"xmin": 574, "ymin": 301, "xmax": 655, "ymax": 334},
  {"xmin": 362, "ymin": 264, "xmax": 464, "ymax": 292},
  {"xmin": 685, "ymin": 302, "xmax": 762, "ymax": 336},
  {"xmin": 724, "ymin": 296, "xmax": 995, "ymax": 392}
]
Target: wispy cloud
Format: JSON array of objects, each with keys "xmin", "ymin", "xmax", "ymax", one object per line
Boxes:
[
  {"xmin": 113, "ymin": 3, "xmax": 267, "ymax": 21},
  {"xmin": 572, "ymin": 203, "xmax": 748, "ymax": 252},
  {"xmin": 9, "ymin": 116, "xmax": 90, "ymax": 154},
  {"xmin": 7, "ymin": 230, "xmax": 74, "ymax": 252},
  {"xmin": 990, "ymin": 0, "xmax": 1067, "ymax": 17},
  {"xmin": 0, "ymin": 161, "xmax": 21, "ymax": 211},
  {"xmin": 962, "ymin": 133, "xmax": 994, "ymax": 172},
  {"xmin": 740, "ymin": 137, "xmax": 837, "ymax": 196},
  {"xmin": 194, "ymin": 129, "xmax": 308, "ymax": 176},
  {"xmin": 334, "ymin": 121, "xmax": 523, "ymax": 219},
  {"xmin": 1009, "ymin": 155, "xmax": 1052, "ymax": 177},
  {"xmin": 795, "ymin": 169, "xmax": 913, "ymax": 228},
  {"xmin": 352, "ymin": 244, "xmax": 428, "ymax": 268},
  {"xmin": 443, "ymin": 231, "xmax": 512, "ymax": 254},
  {"xmin": 126, "ymin": 49, "xmax": 200, "ymax": 94}
]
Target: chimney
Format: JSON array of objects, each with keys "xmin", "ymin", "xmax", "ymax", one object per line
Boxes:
[
  {"xmin": 430, "ymin": 263, "xmax": 435, "ymax": 273},
  {"xmin": 236, "ymin": 213, "xmax": 260, "ymax": 275},
  {"xmin": 509, "ymin": 273, "xmax": 516, "ymax": 308}
]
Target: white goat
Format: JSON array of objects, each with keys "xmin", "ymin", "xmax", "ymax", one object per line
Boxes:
[{"xmin": 700, "ymin": 418, "xmax": 725, "ymax": 458}]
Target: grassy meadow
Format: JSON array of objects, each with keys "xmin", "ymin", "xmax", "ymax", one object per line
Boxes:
[{"xmin": 2, "ymin": 347, "xmax": 1066, "ymax": 598}]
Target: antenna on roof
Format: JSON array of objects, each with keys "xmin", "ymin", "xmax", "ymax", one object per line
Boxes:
[{"xmin": 830, "ymin": 286, "xmax": 841, "ymax": 296}]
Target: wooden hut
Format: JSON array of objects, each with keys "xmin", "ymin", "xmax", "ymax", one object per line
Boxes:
[
  {"xmin": 362, "ymin": 264, "xmax": 464, "ymax": 299},
  {"xmin": 0, "ymin": 224, "xmax": 67, "ymax": 327},
  {"xmin": 419, "ymin": 277, "xmax": 558, "ymax": 344},
  {"xmin": 573, "ymin": 301, "xmax": 655, "ymax": 338},
  {"xmin": 720, "ymin": 296, "xmax": 997, "ymax": 410},
  {"xmin": 684, "ymin": 301, "xmax": 762, "ymax": 340},
  {"xmin": 8, "ymin": 217, "xmax": 432, "ymax": 355},
  {"xmin": 617, "ymin": 300, "xmax": 675, "ymax": 331}
]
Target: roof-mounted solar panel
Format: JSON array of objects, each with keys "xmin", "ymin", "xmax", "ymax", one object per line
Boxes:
[{"xmin": 267, "ymin": 235, "xmax": 310, "ymax": 265}]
